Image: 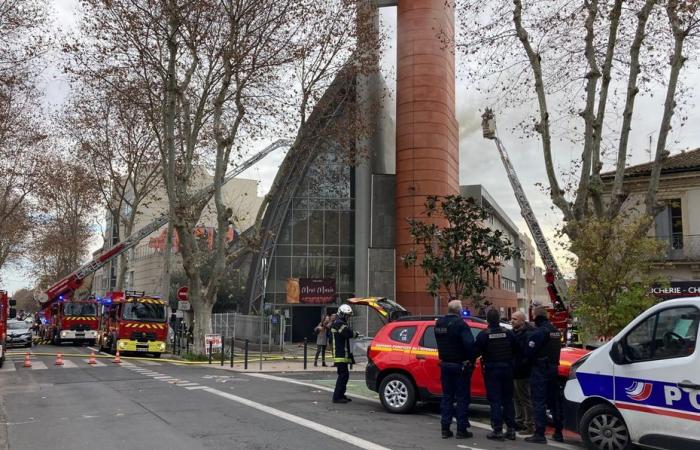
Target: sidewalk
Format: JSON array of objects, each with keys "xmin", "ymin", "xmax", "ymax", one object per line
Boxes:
[{"xmin": 185, "ymin": 358, "xmax": 367, "ymax": 373}]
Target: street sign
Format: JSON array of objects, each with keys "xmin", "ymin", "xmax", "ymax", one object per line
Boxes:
[
  {"xmin": 177, "ymin": 300, "xmax": 191, "ymax": 311},
  {"xmin": 177, "ymin": 286, "xmax": 189, "ymax": 301},
  {"xmin": 204, "ymin": 334, "xmax": 222, "ymax": 354}
]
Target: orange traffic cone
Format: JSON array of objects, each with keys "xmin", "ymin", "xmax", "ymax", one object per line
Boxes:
[
  {"xmin": 54, "ymin": 353, "xmax": 64, "ymax": 366},
  {"xmin": 87, "ymin": 351, "xmax": 97, "ymax": 365},
  {"xmin": 23, "ymin": 352, "xmax": 32, "ymax": 368},
  {"xmin": 112, "ymin": 350, "xmax": 121, "ymax": 364}
]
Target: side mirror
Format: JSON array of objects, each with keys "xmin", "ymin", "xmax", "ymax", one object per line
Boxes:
[
  {"xmin": 9, "ymin": 308, "xmax": 17, "ymax": 318},
  {"xmin": 9, "ymin": 299, "xmax": 16, "ymax": 306},
  {"xmin": 609, "ymin": 340, "xmax": 627, "ymax": 365}
]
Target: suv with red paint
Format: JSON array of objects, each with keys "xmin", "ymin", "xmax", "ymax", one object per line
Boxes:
[{"xmin": 349, "ymin": 297, "xmax": 588, "ymax": 414}]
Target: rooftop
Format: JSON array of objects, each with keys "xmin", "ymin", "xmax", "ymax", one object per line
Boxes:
[{"xmin": 600, "ymin": 148, "xmax": 700, "ymax": 180}]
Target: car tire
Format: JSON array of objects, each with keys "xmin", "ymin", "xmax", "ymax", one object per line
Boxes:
[
  {"xmin": 25, "ymin": 342, "xmax": 31, "ymax": 348},
  {"xmin": 152, "ymin": 353, "xmax": 161, "ymax": 359},
  {"xmin": 379, "ymin": 373, "xmax": 416, "ymax": 414},
  {"xmin": 580, "ymin": 404, "xmax": 631, "ymax": 450}
]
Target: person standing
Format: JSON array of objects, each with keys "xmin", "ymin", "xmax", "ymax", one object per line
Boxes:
[
  {"xmin": 434, "ymin": 300, "xmax": 475, "ymax": 439},
  {"xmin": 525, "ymin": 306, "xmax": 564, "ymax": 444},
  {"xmin": 314, "ymin": 314, "xmax": 330, "ymax": 367},
  {"xmin": 475, "ymin": 309, "xmax": 518, "ymax": 441},
  {"xmin": 511, "ymin": 310, "xmax": 535, "ymax": 435},
  {"xmin": 330, "ymin": 304, "xmax": 358, "ymax": 404}
]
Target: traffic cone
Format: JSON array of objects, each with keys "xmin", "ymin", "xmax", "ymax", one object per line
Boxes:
[
  {"xmin": 87, "ymin": 351, "xmax": 97, "ymax": 365},
  {"xmin": 54, "ymin": 353, "xmax": 64, "ymax": 366},
  {"xmin": 112, "ymin": 350, "xmax": 121, "ymax": 364},
  {"xmin": 23, "ymin": 352, "xmax": 32, "ymax": 368}
]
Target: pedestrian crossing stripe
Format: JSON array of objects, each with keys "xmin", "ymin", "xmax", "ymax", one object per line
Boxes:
[{"xmin": 0, "ymin": 359, "xmax": 163, "ymax": 372}]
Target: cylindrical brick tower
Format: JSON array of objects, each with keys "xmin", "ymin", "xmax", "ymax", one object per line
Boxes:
[{"xmin": 395, "ymin": 0, "xmax": 460, "ymax": 314}]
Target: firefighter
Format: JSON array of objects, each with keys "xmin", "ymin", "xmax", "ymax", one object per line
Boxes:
[
  {"xmin": 434, "ymin": 300, "xmax": 475, "ymax": 439},
  {"xmin": 475, "ymin": 308, "xmax": 518, "ymax": 441},
  {"xmin": 330, "ymin": 304, "xmax": 359, "ymax": 404},
  {"xmin": 525, "ymin": 306, "xmax": 564, "ymax": 444}
]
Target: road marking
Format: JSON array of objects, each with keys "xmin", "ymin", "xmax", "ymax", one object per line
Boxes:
[
  {"xmin": 201, "ymin": 387, "xmax": 391, "ymax": 450},
  {"xmin": 154, "ymin": 376, "xmax": 174, "ymax": 380},
  {"xmin": 0, "ymin": 362, "xmax": 16, "ymax": 372},
  {"xmin": 29, "ymin": 361, "xmax": 47, "ymax": 370},
  {"xmin": 59, "ymin": 359, "xmax": 78, "ymax": 368},
  {"xmin": 246, "ymin": 373, "xmax": 377, "ymax": 402},
  {"xmin": 138, "ymin": 360, "xmax": 161, "ymax": 366},
  {"xmin": 82, "ymin": 359, "xmax": 106, "ymax": 367},
  {"xmin": 176, "ymin": 382, "xmax": 198, "ymax": 387},
  {"xmin": 184, "ymin": 386, "xmax": 207, "ymax": 390}
]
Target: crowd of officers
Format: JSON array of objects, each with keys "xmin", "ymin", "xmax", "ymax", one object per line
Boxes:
[{"xmin": 435, "ymin": 299, "xmax": 563, "ymax": 443}]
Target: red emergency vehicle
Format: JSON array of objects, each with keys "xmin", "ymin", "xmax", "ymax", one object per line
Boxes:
[
  {"xmin": 39, "ymin": 296, "xmax": 99, "ymax": 345},
  {"xmin": 97, "ymin": 291, "xmax": 167, "ymax": 357},
  {"xmin": 0, "ymin": 290, "xmax": 17, "ymax": 368}
]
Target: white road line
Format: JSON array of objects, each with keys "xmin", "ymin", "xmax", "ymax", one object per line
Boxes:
[
  {"xmin": 29, "ymin": 361, "xmax": 47, "ymax": 370},
  {"xmin": 138, "ymin": 360, "xmax": 162, "ymax": 366},
  {"xmin": 202, "ymin": 387, "xmax": 391, "ymax": 450},
  {"xmin": 184, "ymin": 386, "xmax": 208, "ymax": 390},
  {"xmin": 154, "ymin": 376, "xmax": 174, "ymax": 380},
  {"xmin": 245, "ymin": 373, "xmax": 377, "ymax": 402},
  {"xmin": 176, "ymin": 383, "xmax": 198, "ymax": 387},
  {"xmin": 0, "ymin": 362, "xmax": 16, "ymax": 372},
  {"xmin": 58, "ymin": 359, "xmax": 78, "ymax": 368}
]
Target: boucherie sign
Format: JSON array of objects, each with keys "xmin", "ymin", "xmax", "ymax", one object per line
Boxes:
[
  {"xmin": 650, "ymin": 281, "xmax": 700, "ymax": 299},
  {"xmin": 286, "ymin": 278, "xmax": 336, "ymax": 304}
]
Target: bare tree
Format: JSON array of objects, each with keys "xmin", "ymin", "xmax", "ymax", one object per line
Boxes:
[
  {"xmin": 456, "ymin": 0, "xmax": 700, "ymax": 287},
  {"xmin": 60, "ymin": 86, "xmax": 163, "ymax": 290},
  {"xmin": 66, "ymin": 0, "xmax": 371, "ymax": 351},
  {"xmin": 0, "ymin": 0, "xmax": 51, "ymax": 275}
]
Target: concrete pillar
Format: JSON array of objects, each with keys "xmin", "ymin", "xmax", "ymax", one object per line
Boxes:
[{"xmin": 395, "ymin": 0, "xmax": 459, "ymax": 314}]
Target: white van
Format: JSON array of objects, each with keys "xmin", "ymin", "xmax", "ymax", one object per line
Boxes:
[{"xmin": 564, "ymin": 297, "xmax": 700, "ymax": 450}]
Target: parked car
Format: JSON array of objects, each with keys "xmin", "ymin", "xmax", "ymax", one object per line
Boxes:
[
  {"xmin": 564, "ymin": 297, "xmax": 700, "ymax": 450},
  {"xmin": 6, "ymin": 320, "xmax": 32, "ymax": 348},
  {"xmin": 348, "ymin": 297, "xmax": 588, "ymax": 414}
]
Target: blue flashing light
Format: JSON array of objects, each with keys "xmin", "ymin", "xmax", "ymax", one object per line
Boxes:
[
  {"xmin": 59, "ymin": 295, "xmax": 64, "ymax": 301},
  {"xmin": 461, "ymin": 309, "xmax": 471, "ymax": 318}
]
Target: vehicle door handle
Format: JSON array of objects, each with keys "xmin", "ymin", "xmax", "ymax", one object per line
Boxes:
[
  {"xmin": 415, "ymin": 355, "xmax": 426, "ymax": 360},
  {"xmin": 677, "ymin": 381, "xmax": 700, "ymax": 390}
]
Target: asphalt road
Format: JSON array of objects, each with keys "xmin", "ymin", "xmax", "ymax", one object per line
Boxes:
[{"xmin": 0, "ymin": 344, "xmax": 585, "ymax": 450}]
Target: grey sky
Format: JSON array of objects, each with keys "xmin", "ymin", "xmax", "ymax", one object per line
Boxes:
[{"xmin": 3, "ymin": 1, "xmax": 698, "ymax": 294}]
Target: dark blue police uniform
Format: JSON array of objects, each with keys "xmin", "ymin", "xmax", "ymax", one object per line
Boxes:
[
  {"xmin": 526, "ymin": 316, "xmax": 563, "ymax": 441},
  {"xmin": 475, "ymin": 324, "xmax": 518, "ymax": 439},
  {"xmin": 434, "ymin": 314, "xmax": 475, "ymax": 438}
]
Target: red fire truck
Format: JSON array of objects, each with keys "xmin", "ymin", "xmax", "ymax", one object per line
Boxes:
[
  {"xmin": 39, "ymin": 296, "xmax": 100, "ymax": 346},
  {"xmin": 97, "ymin": 291, "xmax": 168, "ymax": 357},
  {"xmin": 0, "ymin": 290, "xmax": 17, "ymax": 367}
]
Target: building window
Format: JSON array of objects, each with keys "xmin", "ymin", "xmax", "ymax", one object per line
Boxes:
[
  {"xmin": 501, "ymin": 277, "xmax": 516, "ymax": 292},
  {"xmin": 655, "ymin": 198, "xmax": 683, "ymax": 252}
]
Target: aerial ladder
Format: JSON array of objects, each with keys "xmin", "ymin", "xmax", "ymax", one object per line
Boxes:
[
  {"xmin": 38, "ymin": 139, "xmax": 294, "ymax": 308},
  {"xmin": 481, "ymin": 109, "xmax": 570, "ymax": 330}
]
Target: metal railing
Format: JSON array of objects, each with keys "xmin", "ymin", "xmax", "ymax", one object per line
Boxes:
[
  {"xmin": 211, "ymin": 312, "xmax": 285, "ymax": 352},
  {"xmin": 655, "ymin": 235, "xmax": 700, "ymax": 261}
]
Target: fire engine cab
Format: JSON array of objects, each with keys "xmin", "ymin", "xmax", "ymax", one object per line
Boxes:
[{"xmin": 98, "ymin": 291, "xmax": 168, "ymax": 357}]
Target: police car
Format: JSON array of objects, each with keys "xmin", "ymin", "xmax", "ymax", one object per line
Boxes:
[{"xmin": 564, "ymin": 297, "xmax": 700, "ymax": 450}]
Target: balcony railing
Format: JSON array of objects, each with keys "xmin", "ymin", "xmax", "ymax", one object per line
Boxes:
[{"xmin": 655, "ymin": 234, "xmax": 700, "ymax": 261}]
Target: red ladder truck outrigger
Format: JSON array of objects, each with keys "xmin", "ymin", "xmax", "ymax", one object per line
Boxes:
[
  {"xmin": 482, "ymin": 109, "xmax": 571, "ymax": 336},
  {"xmin": 36, "ymin": 139, "xmax": 292, "ymax": 330},
  {"xmin": 97, "ymin": 291, "xmax": 168, "ymax": 356}
]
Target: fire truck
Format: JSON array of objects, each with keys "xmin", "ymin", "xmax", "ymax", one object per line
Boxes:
[
  {"xmin": 0, "ymin": 290, "xmax": 17, "ymax": 368},
  {"xmin": 36, "ymin": 139, "xmax": 291, "ymax": 329},
  {"xmin": 39, "ymin": 296, "xmax": 99, "ymax": 346},
  {"xmin": 482, "ymin": 110, "xmax": 572, "ymax": 335},
  {"xmin": 97, "ymin": 291, "xmax": 168, "ymax": 357}
]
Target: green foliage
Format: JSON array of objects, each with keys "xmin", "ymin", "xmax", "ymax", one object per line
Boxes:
[
  {"xmin": 402, "ymin": 195, "xmax": 520, "ymax": 309},
  {"xmin": 569, "ymin": 216, "xmax": 665, "ymax": 340}
]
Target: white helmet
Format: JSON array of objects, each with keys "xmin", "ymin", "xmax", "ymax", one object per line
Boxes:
[{"xmin": 338, "ymin": 304, "xmax": 353, "ymax": 318}]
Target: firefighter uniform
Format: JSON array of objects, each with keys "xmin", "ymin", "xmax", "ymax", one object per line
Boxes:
[
  {"xmin": 525, "ymin": 315, "xmax": 564, "ymax": 443},
  {"xmin": 330, "ymin": 316, "xmax": 358, "ymax": 403},
  {"xmin": 475, "ymin": 324, "xmax": 518, "ymax": 440},
  {"xmin": 434, "ymin": 314, "xmax": 475, "ymax": 439}
]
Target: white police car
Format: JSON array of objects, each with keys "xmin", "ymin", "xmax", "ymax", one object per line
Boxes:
[{"xmin": 564, "ymin": 297, "xmax": 700, "ymax": 450}]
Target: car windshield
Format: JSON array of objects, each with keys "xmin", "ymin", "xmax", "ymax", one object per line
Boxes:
[
  {"xmin": 122, "ymin": 302, "xmax": 166, "ymax": 322},
  {"xmin": 63, "ymin": 303, "xmax": 97, "ymax": 316},
  {"xmin": 8, "ymin": 321, "xmax": 28, "ymax": 330}
]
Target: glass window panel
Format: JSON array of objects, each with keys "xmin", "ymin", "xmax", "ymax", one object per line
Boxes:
[
  {"xmin": 324, "ymin": 246, "xmax": 339, "ymax": 257},
  {"xmin": 340, "ymin": 246, "xmax": 354, "ymax": 257},
  {"xmin": 339, "ymin": 211, "xmax": 353, "ymax": 245},
  {"xmin": 324, "ymin": 210, "xmax": 339, "ymax": 245},
  {"xmin": 293, "ymin": 245, "xmax": 308, "ymax": 256},
  {"xmin": 275, "ymin": 245, "xmax": 291, "ymax": 257},
  {"xmin": 292, "ymin": 209, "xmax": 308, "ymax": 244},
  {"xmin": 308, "ymin": 210, "xmax": 324, "ymax": 245},
  {"xmin": 292, "ymin": 257, "xmax": 307, "ymax": 278},
  {"xmin": 308, "ymin": 257, "xmax": 323, "ymax": 278},
  {"xmin": 308, "ymin": 198, "xmax": 325, "ymax": 210},
  {"xmin": 293, "ymin": 197, "xmax": 309, "ymax": 210},
  {"xmin": 338, "ymin": 257, "xmax": 354, "ymax": 292},
  {"xmin": 278, "ymin": 222, "xmax": 292, "ymax": 245},
  {"xmin": 308, "ymin": 245, "xmax": 323, "ymax": 256},
  {"xmin": 653, "ymin": 307, "xmax": 698, "ymax": 359},
  {"xmin": 324, "ymin": 257, "xmax": 338, "ymax": 279}
]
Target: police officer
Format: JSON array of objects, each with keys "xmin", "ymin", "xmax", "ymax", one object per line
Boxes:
[
  {"xmin": 525, "ymin": 306, "xmax": 564, "ymax": 444},
  {"xmin": 330, "ymin": 304, "xmax": 359, "ymax": 404},
  {"xmin": 475, "ymin": 309, "xmax": 518, "ymax": 441},
  {"xmin": 434, "ymin": 299, "xmax": 475, "ymax": 439}
]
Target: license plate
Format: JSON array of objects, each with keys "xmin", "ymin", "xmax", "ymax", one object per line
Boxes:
[
  {"xmin": 136, "ymin": 347, "xmax": 148, "ymax": 352},
  {"xmin": 76, "ymin": 333, "xmax": 85, "ymax": 337}
]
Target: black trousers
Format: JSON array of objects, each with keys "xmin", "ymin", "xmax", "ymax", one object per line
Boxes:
[
  {"xmin": 333, "ymin": 362, "xmax": 349, "ymax": 400},
  {"xmin": 314, "ymin": 345, "xmax": 326, "ymax": 364}
]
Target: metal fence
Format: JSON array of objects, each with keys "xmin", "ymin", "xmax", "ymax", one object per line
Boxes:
[
  {"xmin": 656, "ymin": 235, "xmax": 700, "ymax": 261},
  {"xmin": 211, "ymin": 312, "xmax": 285, "ymax": 352}
]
